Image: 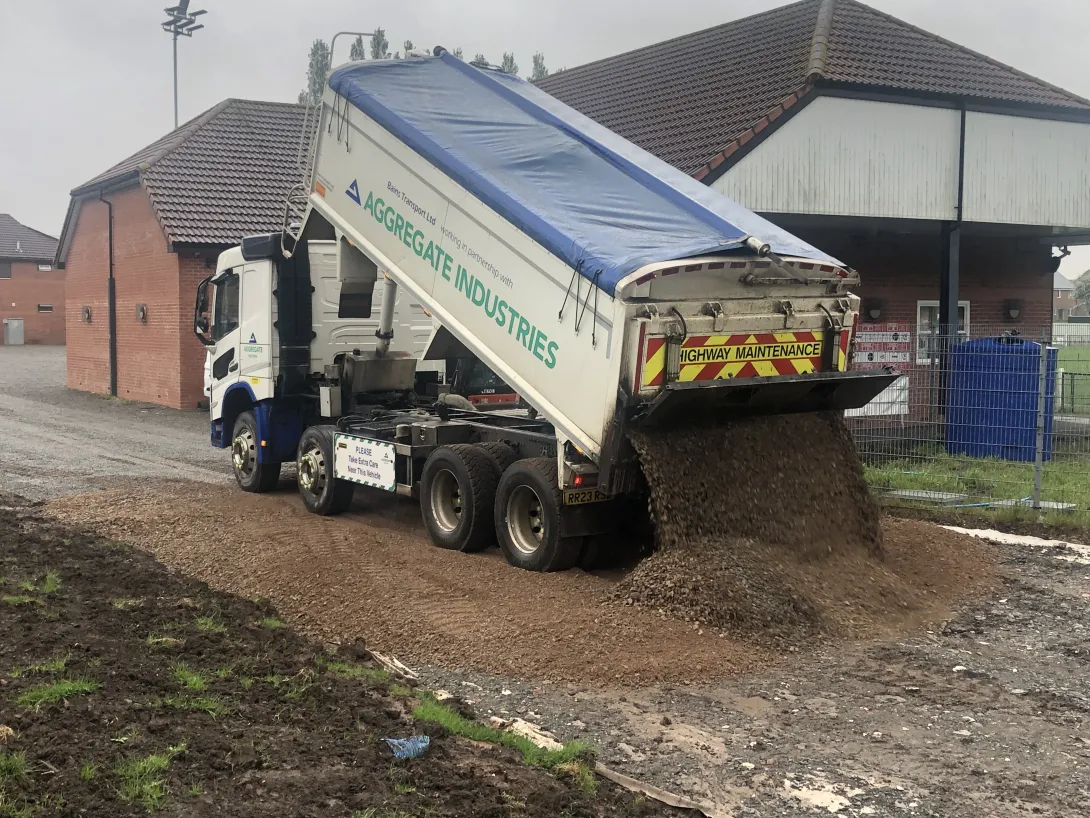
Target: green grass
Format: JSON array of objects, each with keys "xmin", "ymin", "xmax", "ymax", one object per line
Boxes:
[
  {"xmin": 194, "ymin": 617, "xmax": 226, "ymax": 634},
  {"xmin": 16, "ymin": 678, "xmax": 101, "ymax": 710},
  {"xmin": 411, "ymin": 698, "xmax": 592, "ymax": 772},
  {"xmin": 393, "ymin": 783, "xmax": 416, "ymax": 794},
  {"xmin": 152, "ymin": 695, "xmax": 233, "ymax": 719},
  {"xmin": 79, "ymin": 763, "xmax": 97, "ymax": 782},
  {"xmin": 38, "ymin": 573, "xmax": 61, "ymax": 595},
  {"xmin": 111, "ymin": 598, "xmax": 144, "ymax": 610},
  {"xmin": 865, "ymin": 447, "xmax": 1090, "ymax": 514},
  {"xmin": 238, "ymin": 677, "xmax": 254, "ymax": 691},
  {"xmin": 323, "ymin": 661, "xmax": 390, "ymax": 684},
  {"xmin": 186, "ymin": 784, "xmax": 204, "ymax": 797},
  {"xmin": 9, "ymin": 655, "xmax": 68, "ymax": 678},
  {"xmin": 145, "ymin": 635, "xmax": 185, "ymax": 649},
  {"xmin": 170, "ymin": 663, "xmax": 208, "ymax": 692},
  {"xmin": 1, "ymin": 596, "xmax": 40, "ymax": 607},
  {"xmin": 115, "ymin": 744, "xmax": 185, "ymax": 811},
  {"xmin": 259, "ymin": 617, "xmax": 284, "ymax": 630},
  {"xmin": 263, "ymin": 670, "xmax": 315, "ymax": 700},
  {"xmin": 0, "ymin": 752, "xmax": 28, "ymax": 783}
]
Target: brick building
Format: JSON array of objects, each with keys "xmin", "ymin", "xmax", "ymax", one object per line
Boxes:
[
  {"xmin": 0, "ymin": 214, "xmax": 62, "ymax": 345},
  {"xmin": 537, "ymin": 0, "xmax": 1090, "ymax": 346},
  {"xmin": 54, "ymin": 99, "xmax": 309, "ymax": 408}
]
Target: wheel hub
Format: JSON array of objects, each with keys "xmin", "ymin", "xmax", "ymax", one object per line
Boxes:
[
  {"xmin": 507, "ymin": 485, "xmax": 545, "ymax": 556},
  {"xmin": 431, "ymin": 469, "xmax": 463, "ymax": 533},
  {"xmin": 232, "ymin": 428, "xmax": 256, "ymax": 477},
  {"xmin": 298, "ymin": 445, "xmax": 326, "ymax": 495}
]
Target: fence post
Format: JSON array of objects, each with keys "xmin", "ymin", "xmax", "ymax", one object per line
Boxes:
[{"xmin": 1033, "ymin": 339, "xmax": 1048, "ymax": 510}]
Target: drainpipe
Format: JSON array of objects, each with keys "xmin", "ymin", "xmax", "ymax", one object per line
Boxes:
[{"xmin": 98, "ymin": 192, "xmax": 117, "ymax": 397}]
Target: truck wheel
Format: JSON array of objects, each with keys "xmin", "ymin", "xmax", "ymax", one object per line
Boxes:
[
  {"xmin": 232, "ymin": 411, "xmax": 281, "ymax": 493},
  {"xmin": 495, "ymin": 458, "xmax": 581, "ymax": 572},
  {"xmin": 297, "ymin": 426, "xmax": 354, "ymax": 515},
  {"xmin": 420, "ymin": 444, "xmax": 497, "ymax": 553},
  {"xmin": 476, "ymin": 441, "xmax": 518, "ymax": 480}
]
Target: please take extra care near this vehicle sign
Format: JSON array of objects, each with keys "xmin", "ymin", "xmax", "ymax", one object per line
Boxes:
[{"xmin": 334, "ymin": 434, "xmax": 397, "ymax": 492}]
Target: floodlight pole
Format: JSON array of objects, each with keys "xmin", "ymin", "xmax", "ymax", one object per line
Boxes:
[{"xmin": 173, "ymin": 29, "xmax": 179, "ymax": 128}]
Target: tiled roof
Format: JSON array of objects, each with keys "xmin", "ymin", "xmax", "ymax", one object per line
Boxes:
[
  {"xmin": 536, "ymin": 0, "xmax": 1090, "ymax": 178},
  {"xmin": 0, "ymin": 213, "xmax": 58, "ymax": 262},
  {"xmin": 71, "ymin": 99, "xmax": 313, "ymax": 247},
  {"xmin": 1055, "ymin": 272, "xmax": 1074, "ymax": 290}
]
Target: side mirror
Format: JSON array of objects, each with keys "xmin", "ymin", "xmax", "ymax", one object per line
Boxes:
[
  {"xmin": 196, "ymin": 316, "xmax": 209, "ymax": 334},
  {"xmin": 194, "ymin": 275, "xmax": 214, "ymax": 346}
]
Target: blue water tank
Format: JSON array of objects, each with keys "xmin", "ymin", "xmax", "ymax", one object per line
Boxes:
[{"xmin": 945, "ymin": 337, "xmax": 1056, "ymax": 462}]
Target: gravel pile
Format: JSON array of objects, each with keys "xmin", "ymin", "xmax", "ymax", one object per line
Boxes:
[{"xmin": 617, "ymin": 413, "xmax": 974, "ymax": 641}]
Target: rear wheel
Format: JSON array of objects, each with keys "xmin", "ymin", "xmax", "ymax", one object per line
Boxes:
[
  {"xmin": 232, "ymin": 411, "xmax": 281, "ymax": 493},
  {"xmin": 297, "ymin": 426, "xmax": 354, "ymax": 515},
  {"xmin": 477, "ymin": 441, "xmax": 518, "ymax": 480},
  {"xmin": 495, "ymin": 458, "xmax": 581, "ymax": 572},
  {"xmin": 419, "ymin": 444, "xmax": 497, "ymax": 552}
]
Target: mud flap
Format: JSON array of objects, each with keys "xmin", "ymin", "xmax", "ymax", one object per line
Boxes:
[{"xmin": 634, "ymin": 368, "xmax": 900, "ymax": 428}]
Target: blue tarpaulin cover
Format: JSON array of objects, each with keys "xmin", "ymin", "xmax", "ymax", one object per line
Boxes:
[{"xmin": 328, "ymin": 53, "xmax": 841, "ymax": 296}]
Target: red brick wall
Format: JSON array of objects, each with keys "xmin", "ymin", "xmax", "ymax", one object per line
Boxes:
[
  {"xmin": 795, "ymin": 231, "xmax": 1054, "ymax": 334},
  {"xmin": 0, "ymin": 261, "xmax": 65, "ymax": 344},
  {"xmin": 65, "ymin": 199, "xmax": 112, "ymax": 394},
  {"xmin": 178, "ymin": 254, "xmax": 215, "ymax": 409},
  {"xmin": 63, "ymin": 187, "xmax": 211, "ymax": 409}
]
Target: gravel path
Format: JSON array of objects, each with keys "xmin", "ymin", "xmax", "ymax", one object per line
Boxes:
[{"xmin": 0, "ymin": 346, "xmax": 229, "ymax": 498}]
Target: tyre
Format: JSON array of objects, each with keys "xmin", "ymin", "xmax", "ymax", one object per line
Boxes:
[
  {"xmin": 476, "ymin": 441, "xmax": 518, "ymax": 480},
  {"xmin": 231, "ymin": 411, "xmax": 281, "ymax": 493},
  {"xmin": 495, "ymin": 458, "xmax": 582, "ymax": 572},
  {"xmin": 297, "ymin": 426, "xmax": 354, "ymax": 515},
  {"xmin": 419, "ymin": 444, "xmax": 498, "ymax": 553}
]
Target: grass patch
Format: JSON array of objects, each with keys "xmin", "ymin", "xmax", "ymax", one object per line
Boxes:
[
  {"xmin": 323, "ymin": 661, "xmax": 390, "ymax": 684},
  {"xmin": 79, "ymin": 763, "xmax": 97, "ymax": 782},
  {"xmin": 194, "ymin": 617, "xmax": 226, "ymax": 634},
  {"xmin": 170, "ymin": 663, "xmax": 208, "ymax": 692},
  {"xmin": 259, "ymin": 617, "xmax": 284, "ymax": 630},
  {"xmin": 1, "ymin": 596, "xmax": 40, "ymax": 607},
  {"xmin": 186, "ymin": 783, "xmax": 204, "ymax": 797},
  {"xmin": 411, "ymin": 698, "xmax": 591, "ymax": 771},
  {"xmin": 0, "ymin": 752, "xmax": 28, "ymax": 783},
  {"xmin": 111, "ymin": 598, "xmax": 144, "ymax": 610},
  {"xmin": 16, "ymin": 678, "xmax": 101, "ymax": 711},
  {"xmin": 238, "ymin": 676, "xmax": 254, "ymax": 691},
  {"xmin": 145, "ymin": 635, "xmax": 185, "ymax": 650},
  {"xmin": 115, "ymin": 743, "xmax": 185, "ymax": 812},
  {"xmin": 264, "ymin": 670, "xmax": 315, "ymax": 700},
  {"xmin": 394, "ymin": 783, "xmax": 416, "ymax": 794},
  {"xmin": 9, "ymin": 655, "xmax": 68, "ymax": 678},
  {"xmin": 152, "ymin": 695, "xmax": 233, "ymax": 719},
  {"xmin": 39, "ymin": 573, "xmax": 61, "ymax": 595},
  {"xmin": 389, "ymin": 684, "xmax": 413, "ymax": 698}
]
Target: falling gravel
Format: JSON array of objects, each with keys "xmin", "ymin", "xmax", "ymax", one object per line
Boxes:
[{"xmin": 618, "ymin": 413, "xmax": 991, "ymax": 641}]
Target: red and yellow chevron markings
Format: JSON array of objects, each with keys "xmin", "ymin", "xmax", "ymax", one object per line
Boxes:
[{"xmin": 642, "ymin": 331, "xmax": 850, "ymax": 388}]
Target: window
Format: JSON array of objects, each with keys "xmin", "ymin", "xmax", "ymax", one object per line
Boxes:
[
  {"xmin": 212, "ymin": 272, "xmax": 240, "ymax": 341},
  {"xmin": 916, "ymin": 300, "xmax": 969, "ymax": 364},
  {"xmin": 37, "ymin": 264, "xmax": 52, "ymax": 272},
  {"xmin": 37, "ymin": 305, "xmax": 52, "ymax": 313},
  {"xmin": 0, "ymin": 262, "xmax": 11, "ymax": 279}
]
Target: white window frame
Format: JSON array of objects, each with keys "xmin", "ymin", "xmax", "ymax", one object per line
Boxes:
[
  {"xmin": 37, "ymin": 304, "xmax": 53, "ymax": 313},
  {"xmin": 37, "ymin": 264, "xmax": 52, "ymax": 272},
  {"xmin": 916, "ymin": 300, "xmax": 970, "ymax": 364}
]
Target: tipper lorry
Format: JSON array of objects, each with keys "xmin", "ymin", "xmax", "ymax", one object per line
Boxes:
[{"xmin": 195, "ymin": 49, "xmax": 897, "ymax": 571}]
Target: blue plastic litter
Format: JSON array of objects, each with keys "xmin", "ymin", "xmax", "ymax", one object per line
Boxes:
[{"xmin": 383, "ymin": 735, "xmax": 431, "ymax": 759}]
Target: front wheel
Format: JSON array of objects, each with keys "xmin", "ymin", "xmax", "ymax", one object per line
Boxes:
[
  {"xmin": 494, "ymin": 458, "xmax": 581, "ymax": 572},
  {"xmin": 297, "ymin": 426, "xmax": 354, "ymax": 515},
  {"xmin": 232, "ymin": 411, "xmax": 281, "ymax": 493}
]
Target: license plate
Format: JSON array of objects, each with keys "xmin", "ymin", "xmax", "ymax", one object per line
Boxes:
[{"xmin": 563, "ymin": 488, "xmax": 609, "ymax": 506}]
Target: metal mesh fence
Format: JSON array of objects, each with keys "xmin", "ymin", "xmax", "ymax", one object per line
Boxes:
[{"xmin": 844, "ymin": 322, "xmax": 1090, "ymax": 516}]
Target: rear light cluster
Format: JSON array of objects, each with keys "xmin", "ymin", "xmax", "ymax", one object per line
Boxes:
[{"xmin": 633, "ymin": 260, "xmax": 849, "ymax": 285}]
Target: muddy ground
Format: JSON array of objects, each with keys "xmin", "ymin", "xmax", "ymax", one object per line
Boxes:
[
  {"xmin": 42, "ymin": 479, "xmax": 1090, "ymax": 816},
  {"xmin": 0, "ymin": 495, "xmax": 677, "ymax": 817}
]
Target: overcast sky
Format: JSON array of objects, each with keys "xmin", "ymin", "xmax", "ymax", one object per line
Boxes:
[{"xmin": 2, "ymin": 0, "xmax": 1088, "ymax": 275}]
